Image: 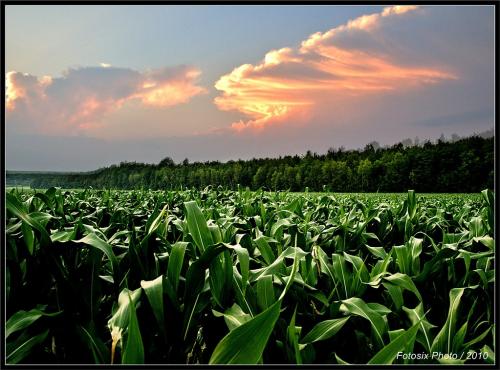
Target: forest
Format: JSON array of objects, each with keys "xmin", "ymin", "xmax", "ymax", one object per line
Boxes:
[{"xmin": 8, "ymin": 135, "xmax": 494, "ymax": 192}]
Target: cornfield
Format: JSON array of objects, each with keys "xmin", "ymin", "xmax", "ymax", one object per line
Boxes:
[{"xmin": 5, "ymin": 187, "xmax": 495, "ymax": 364}]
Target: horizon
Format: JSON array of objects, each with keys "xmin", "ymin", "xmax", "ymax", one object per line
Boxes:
[
  {"xmin": 5, "ymin": 4, "xmax": 495, "ymax": 171},
  {"xmin": 6, "ymin": 129, "xmax": 493, "ymax": 173}
]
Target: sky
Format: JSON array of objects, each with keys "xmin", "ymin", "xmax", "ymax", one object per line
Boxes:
[{"xmin": 5, "ymin": 5, "xmax": 495, "ymax": 171}]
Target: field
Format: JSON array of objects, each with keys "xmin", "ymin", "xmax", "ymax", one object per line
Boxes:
[{"xmin": 5, "ymin": 187, "xmax": 495, "ymax": 364}]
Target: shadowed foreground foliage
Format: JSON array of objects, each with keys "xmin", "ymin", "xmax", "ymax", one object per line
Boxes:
[{"xmin": 5, "ymin": 187, "xmax": 495, "ymax": 364}]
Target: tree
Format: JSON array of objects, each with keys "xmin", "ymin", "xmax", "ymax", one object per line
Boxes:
[
  {"xmin": 159, "ymin": 156, "xmax": 175, "ymax": 167},
  {"xmin": 357, "ymin": 159, "xmax": 373, "ymax": 191},
  {"xmin": 19, "ymin": 136, "xmax": 493, "ymax": 192},
  {"xmin": 331, "ymin": 161, "xmax": 352, "ymax": 192}
]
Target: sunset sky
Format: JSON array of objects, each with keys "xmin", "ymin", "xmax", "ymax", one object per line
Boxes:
[{"xmin": 5, "ymin": 5, "xmax": 494, "ymax": 171}]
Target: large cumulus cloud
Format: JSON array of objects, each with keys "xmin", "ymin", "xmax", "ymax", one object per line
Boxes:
[{"xmin": 214, "ymin": 5, "xmax": 457, "ymax": 132}]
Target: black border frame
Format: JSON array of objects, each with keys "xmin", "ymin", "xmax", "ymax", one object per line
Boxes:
[{"xmin": 1, "ymin": 1, "xmax": 498, "ymax": 369}]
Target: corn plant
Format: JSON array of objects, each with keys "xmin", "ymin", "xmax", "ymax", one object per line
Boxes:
[{"xmin": 4, "ymin": 187, "xmax": 495, "ymax": 364}]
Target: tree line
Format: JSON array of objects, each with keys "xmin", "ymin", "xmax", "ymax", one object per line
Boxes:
[{"xmin": 13, "ymin": 135, "xmax": 494, "ymax": 192}]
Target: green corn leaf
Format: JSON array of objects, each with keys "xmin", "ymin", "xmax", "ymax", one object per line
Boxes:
[
  {"xmin": 6, "ymin": 329, "xmax": 49, "ymax": 364},
  {"xmin": 6, "ymin": 220, "xmax": 22, "ymax": 235},
  {"xmin": 403, "ymin": 303, "xmax": 435, "ymax": 353},
  {"xmin": 415, "ymin": 246, "xmax": 458, "ymax": 283},
  {"xmin": 108, "ymin": 288, "xmax": 142, "ymax": 337},
  {"xmin": 469, "ymin": 216, "xmax": 486, "ymax": 238},
  {"xmin": 452, "ymin": 321, "xmax": 468, "ymax": 354},
  {"xmin": 393, "ymin": 244, "xmax": 410, "ymax": 275},
  {"xmin": 183, "ymin": 243, "xmax": 233, "ymax": 339},
  {"xmin": 343, "ymin": 252, "xmax": 369, "ymax": 283},
  {"xmin": 367, "ymin": 303, "xmax": 392, "ymax": 315},
  {"xmin": 481, "ymin": 344, "xmax": 494, "ymax": 364},
  {"xmin": 287, "ymin": 306, "xmax": 302, "ymax": 364},
  {"xmin": 335, "ymin": 352, "xmax": 350, "ymax": 364},
  {"xmin": 6, "ymin": 193, "xmax": 50, "ymax": 246},
  {"xmin": 388, "ymin": 328, "xmax": 404, "ymax": 342},
  {"xmin": 383, "ymin": 282, "xmax": 404, "ymax": 310},
  {"xmin": 437, "ymin": 357, "xmax": 465, "ymax": 364},
  {"xmin": 77, "ymin": 325, "xmax": 110, "ymax": 364},
  {"xmin": 383, "ymin": 273, "xmax": 422, "ymax": 301},
  {"xmin": 208, "ymin": 250, "xmax": 232, "ymax": 307},
  {"xmin": 121, "ymin": 292, "xmax": 144, "ymax": 364},
  {"xmin": 75, "ymin": 233, "xmax": 118, "ymax": 276},
  {"xmin": 232, "ymin": 272, "xmax": 254, "ymax": 316},
  {"xmin": 473, "ymin": 236, "xmax": 494, "ymax": 250},
  {"xmin": 462, "ymin": 325, "xmax": 491, "ymax": 351},
  {"xmin": 481, "ymin": 189, "xmax": 494, "ymax": 231},
  {"xmin": 370, "ymin": 251, "xmax": 393, "ymax": 280},
  {"xmin": 365, "ymin": 245, "xmax": 388, "ymax": 259},
  {"xmin": 146, "ymin": 204, "xmax": 168, "ymax": 236},
  {"xmin": 340, "ymin": 297, "xmax": 387, "ymax": 347},
  {"xmin": 21, "ymin": 221, "xmax": 35, "ymax": 255},
  {"xmin": 33, "ymin": 191, "xmax": 53, "ymax": 211},
  {"xmin": 431, "ymin": 287, "xmax": 476, "ymax": 354},
  {"xmin": 408, "ymin": 237, "xmax": 423, "ymax": 274},
  {"xmin": 50, "ymin": 227, "xmax": 78, "ymax": 243},
  {"xmin": 209, "ymin": 300, "xmax": 281, "ymax": 364},
  {"xmin": 209, "ymin": 224, "xmax": 223, "ymax": 243},
  {"xmin": 256, "ymin": 275, "xmax": 275, "ymax": 311},
  {"xmin": 185, "ymin": 201, "xmax": 213, "ymax": 253},
  {"xmin": 368, "ymin": 323, "xmax": 419, "ymax": 364},
  {"xmin": 232, "ymin": 244, "xmax": 249, "ymax": 293},
  {"xmin": 6, "ymin": 307, "xmax": 61, "ymax": 339},
  {"xmin": 270, "ymin": 218, "xmax": 292, "ymax": 239},
  {"xmin": 140, "ymin": 276, "xmax": 165, "ymax": 336},
  {"xmin": 279, "ymin": 245, "xmax": 300, "ymax": 301},
  {"xmin": 313, "ymin": 245, "xmax": 335, "ymax": 283},
  {"xmin": 406, "ymin": 190, "xmax": 417, "ymax": 219},
  {"xmin": 251, "ymin": 247, "xmax": 307, "ymax": 282},
  {"xmin": 212, "ymin": 303, "xmax": 251, "ymax": 331},
  {"xmin": 255, "ymin": 236, "xmax": 276, "ymax": 265},
  {"xmin": 167, "ymin": 241, "xmax": 188, "ymax": 292},
  {"xmin": 332, "ymin": 254, "xmax": 350, "ymax": 299},
  {"xmin": 300, "ymin": 317, "xmax": 349, "ymax": 344}
]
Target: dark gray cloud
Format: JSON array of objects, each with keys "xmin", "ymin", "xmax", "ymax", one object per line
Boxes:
[{"xmin": 411, "ymin": 109, "xmax": 494, "ymax": 128}]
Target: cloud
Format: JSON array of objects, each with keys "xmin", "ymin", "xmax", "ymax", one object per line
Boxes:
[
  {"xmin": 411, "ymin": 109, "xmax": 494, "ymax": 127},
  {"xmin": 214, "ymin": 5, "xmax": 457, "ymax": 132},
  {"xmin": 6, "ymin": 65, "xmax": 206, "ymax": 134}
]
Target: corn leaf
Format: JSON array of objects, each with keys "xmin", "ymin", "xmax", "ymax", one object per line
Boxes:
[
  {"xmin": 368, "ymin": 323, "xmax": 419, "ymax": 364},
  {"xmin": 300, "ymin": 317, "xmax": 349, "ymax": 344},
  {"xmin": 209, "ymin": 300, "xmax": 281, "ymax": 364}
]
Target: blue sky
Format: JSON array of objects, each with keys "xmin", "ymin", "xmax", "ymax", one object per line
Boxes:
[
  {"xmin": 6, "ymin": 5, "xmax": 383, "ymax": 79},
  {"xmin": 5, "ymin": 5, "xmax": 495, "ymax": 170}
]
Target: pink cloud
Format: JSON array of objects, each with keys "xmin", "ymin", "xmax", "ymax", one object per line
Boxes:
[
  {"xmin": 214, "ymin": 5, "xmax": 457, "ymax": 133},
  {"xmin": 6, "ymin": 65, "xmax": 206, "ymax": 134}
]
